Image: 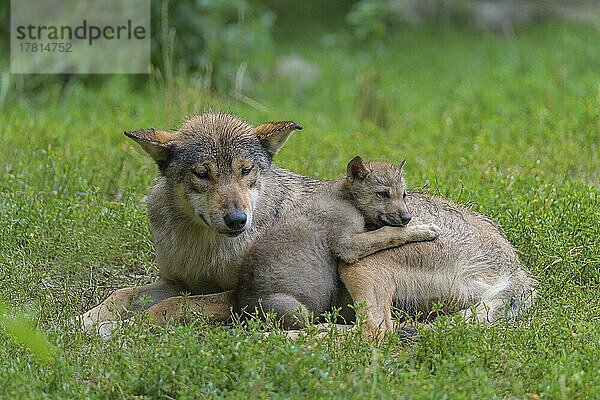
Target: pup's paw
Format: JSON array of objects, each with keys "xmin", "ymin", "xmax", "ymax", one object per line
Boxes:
[
  {"xmin": 413, "ymin": 223, "xmax": 441, "ymax": 240},
  {"xmin": 362, "ymin": 324, "xmax": 390, "ymax": 340}
]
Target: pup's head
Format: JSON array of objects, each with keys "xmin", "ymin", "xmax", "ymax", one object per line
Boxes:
[
  {"xmin": 125, "ymin": 113, "xmax": 302, "ymax": 237},
  {"xmin": 344, "ymin": 156, "xmax": 411, "ymax": 229}
]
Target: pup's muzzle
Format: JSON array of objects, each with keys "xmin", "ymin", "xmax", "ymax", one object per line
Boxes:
[{"xmin": 379, "ymin": 212, "xmax": 412, "ymax": 227}]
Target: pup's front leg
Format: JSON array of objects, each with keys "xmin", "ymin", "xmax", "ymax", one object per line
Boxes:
[
  {"xmin": 337, "ymin": 223, "xmax": 441, "ymax": 264},
  {"xmin": 338, "ymin": 259, "xmax": 395, "ymax": 339}
]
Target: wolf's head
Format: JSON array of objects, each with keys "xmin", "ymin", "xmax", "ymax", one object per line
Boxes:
[
  {"xmin": 344, "ymin": 156, "xmax": 411, "ymax": 229},
  {"xmin": 125, "ymin": 113, "xmax": 302, "ymax": 237}
]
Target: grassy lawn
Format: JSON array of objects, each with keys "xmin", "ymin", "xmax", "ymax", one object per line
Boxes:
[{"xmin": 1, "ymin": 22, "xmax": 599, "ymax": 398}]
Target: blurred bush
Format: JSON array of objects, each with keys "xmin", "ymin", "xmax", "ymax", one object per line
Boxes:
[
  {"xmin": 347, "ymin": 0, "xmax": 524, "ymax": 38},
  {"xmin": 347, "ymin": 0, "xmax": 598, "ymax": 39},
  {"xmin": 0, "ymin": 0, "xmax": 597, "ymax": 103},
  {"xmin": 0, "ymin": 0, "xmax": 276, "ymax": 100},
  {"xmin": 151, "ymin": 0, "xmax": 275, "ymax": 91}
]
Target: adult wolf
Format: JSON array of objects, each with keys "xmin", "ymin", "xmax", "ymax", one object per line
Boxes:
[{"xmin": 80, "ymin": 113, "xmax": 324, "ymax": 337}]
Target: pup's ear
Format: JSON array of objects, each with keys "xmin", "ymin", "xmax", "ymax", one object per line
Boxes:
[
  {"xmin": 398, "ymin": 158, "xmax": 406, "ymax": 172},
  {"xmin": 124, "ymin": 128, "xmax": 179, "ymax": 161},
  {"xmin": 347, "ymin": 156, "xmax": 371, "ymax": 181},
  {"xmin": 255, "ymin": 121, "xmax": 302, "ymax": 157}
]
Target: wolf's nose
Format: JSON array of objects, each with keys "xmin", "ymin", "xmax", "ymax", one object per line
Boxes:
[
  {"xmin": 400, "ymin": 212, "xmax": 412, "ymax": 224},
  {"xmin": 224, "ymin": 210, "xmax": 247, "ymax": 230}
]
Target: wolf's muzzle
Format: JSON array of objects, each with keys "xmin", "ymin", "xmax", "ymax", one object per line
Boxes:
[{"xmin": 224, "ymin": 210, "xmax": 247, "ymax": 231}]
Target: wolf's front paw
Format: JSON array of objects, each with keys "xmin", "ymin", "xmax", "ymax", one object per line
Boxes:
[
  {"xmin": 412, "ymin": 223, "xmax": 441, "ymax": 241},
  {"xmin": 78, "ymin": 313, "xmax": 117, "ymax": 339},
  {"xmin": 147, "ymin": 297, "xmax": 182, "ymax": 325},
  {"xmin": 78, "ymin": 312, "xmax": 96, "ymax": 335}
]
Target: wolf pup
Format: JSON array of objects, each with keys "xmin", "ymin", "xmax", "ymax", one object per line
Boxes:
[
  {"xmin": 236, "ymin": 156, "xmax": 441, "ymax": 328},
  {"xmin": 339, "ymin": 165, "xmax": 537, "ymax": 337}
]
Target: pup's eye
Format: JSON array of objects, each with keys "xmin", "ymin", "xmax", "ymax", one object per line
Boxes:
[
  {"xmin": 192, "ymin": 170, "xmax": 209, "ymax": 180},
  {"xmin": 241, "ymin": 166, "xmax": 254, "ymax": 176},
  {"xmin": 376, "ymin": 190, "xmax": 390, "ymax": 199},
  {"xmin": 403, "ymin": 191, "xmax": 407, "ymax": 199}
]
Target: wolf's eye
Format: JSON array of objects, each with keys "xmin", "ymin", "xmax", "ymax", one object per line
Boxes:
[
  {"xmin": 403, "ymin": 191, "xmax": 407, "ymax": 199},
  {"xmin": 192, "ymin": 170, "xmax": 209, "ymax": 180},
  {"xmin": 376, "ymin": 190, "xmax": 390, "ymax": 199},
  {"xmin": 241, "ymin": 166, "xmax": 254, "ymax": 176}
]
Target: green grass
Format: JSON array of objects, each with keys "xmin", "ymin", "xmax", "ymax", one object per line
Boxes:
[{"xmin": 1, "ymin": 22, "xmax": 599, "ymax": 398}]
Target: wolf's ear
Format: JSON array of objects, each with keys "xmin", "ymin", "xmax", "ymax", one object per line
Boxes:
[
  {"xmin": 398, "ymin": 158, "xmax": 406, "ymax": 172},
  {"xmin": 347, "ymin": 156, "xmax": 371, "ymax": 181},
  {"xmin": 124, "ymin": 128, "xmax": 179, "ymax": 161},
  {"xmin": 255, "ymin": 121, "xmax": 302, "ymax": 157}
]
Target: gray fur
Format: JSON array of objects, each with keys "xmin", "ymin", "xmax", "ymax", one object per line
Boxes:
[
  {"xmin": 236, "ymin": 158, "xmax": 441, "ymax": 329},
  {"xmin": 340, "ymin": 187, "xmax": 537, "ymax": 337},
  {"xmin": 79, "ymin": 113, "xmax": 323, "ymax": 336},
  {"xmin": 79, "ymin": 112, "xmax": 535, "ymax": 339}
]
